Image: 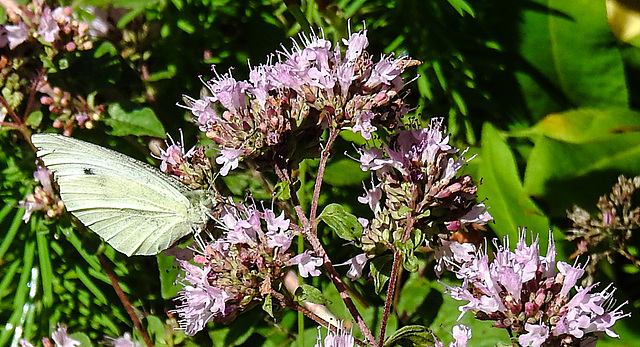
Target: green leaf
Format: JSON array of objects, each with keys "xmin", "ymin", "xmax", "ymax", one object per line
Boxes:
[
  {"xmin": 294, "ymin": 284, "xmax": 329, "ymax": 306},
  {"xmin": 397, "ymin": 241, "xmax": 418, "ymax": 272},
  {"xmin": 147, "ymin": 65, "xmax": 177, "ymax": 82},
  {"xmin": 145, "ymin": 315, "xmax": 167, "ymax": 345},
  {"xmin": 477, "ymin": 123, "xmax": 550, "ymax": 242},
  {"xmin": 446, "ymin": 0, "xmax": 475, "ymax": 17},
  {"xmin": 25, "ymin": 111, "xmax": 43, "ymax": 128},
  {"xmin": 322, "ymin": 158, "xmax": 369, "ymax": 187},
  {"xmin": 370, "ymin": 254, "xmax": 393, "ymax": 295},
  {"xmin": 0, "ymin": 261, "xmax": 20, "ymax": 300},
  {"xmin": 208, "ymin": 313, "xmax": 256, "ymax": 347},
  {"xmin": 58, "ymin": 58, "xmax": 70, "ymax": 70},
  {"xmin": 94, "ymin": 41, "xmax": 118, "ymax": 58},
  {"xmin": 0, "ymin": 239, "xmax": 35, "ymax": 346},
  {"xmin": 262, "ymin": 294, "xmax": 274, "ymax": 318},
  {"xmin": 74, "ymin": 265, "xmax": 108, "ymax": 305},
  {"xmin": 396, "ymin": 276, "xmax": 433, "ymax": 318},
  {"xmin": 523, "ymin": 132, "xmax": 640, "ymax": 199},
  {"xmin": 177, "ymin": 19, "xmax": 195, "ymax": 34},
  {"xmin": 0, "ymin": 207, "xmax": 24, "ymax": 261},
  {"xmin": 105, "ymin": 103, "xmax": 166, "ymax": 138},
  {"xmin": 522, "ymin": 108, "xmax": 640, "ymax": 144},
  {"xmin": 517, "ymin": 0, "xmax": 627, "ymax": 118},
  {"xmin": 220, "ymin": 172, "xmax": 272, "ymax": 201},
  {"xmin": 69, "ymin": 332, "xmax": 93, "ymax": 346},
  {"xmin": 317, "ymin": 203, "xmax": 363, "ymax": 242},
  {"xmin": 35, "ymin": 220, "xmax": 54, "ymax": 307},
  {"xmin": 157, "ymin": 252, "xmax": 181, "ymax": 299},
  {"xmin": 383, "ymin": 325, "xmax": 436, "ymax": 347},
  {"xmin": 274, "ymin": 181, "xmax": 291, "ymax": 201},
  {"xmin": 116, "ymin": 7, "xmax": 146, "ymax": 28}
]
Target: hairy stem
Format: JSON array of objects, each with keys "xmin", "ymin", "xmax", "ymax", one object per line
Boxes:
[
  {"xmin": 309, "ymin": 128, "xmax": 340, "ymax": 226},
  {"xmin": 98, "ymin": 255, "xmax": 153, "ymax": 347},
  {"xmin": 247, "ymin": 159, "xmax": 298, "ymax": 226},
  {"xmin": 0, "ymin": 94, "xmax": 21, "ymax": 125},
  {"xmin": 271, "ymin": 291, "xmax": 367, "ymax": 347},
  {"xmin": 23, "ymin": 68, "xmax": 45, "ymax": 121},
  {"xmin": 377, "ymin": 251, "xmax": 402, "ymax": 346},
  {"xmin": 300, "ymin": 127, "xmax": 376, "ymax": 344},
  {"xmin": 306, "ymin": 232, "xmax": 377, "ymax": 346},
  {"xmin": 378, "ymin": 209, "xmax": 417, "ymax": 346}
]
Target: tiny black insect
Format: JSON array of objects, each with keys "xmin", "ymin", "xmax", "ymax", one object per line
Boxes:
[{"xmin": 83, "ymin": 168, "xmax": 95, "ymax": 175}]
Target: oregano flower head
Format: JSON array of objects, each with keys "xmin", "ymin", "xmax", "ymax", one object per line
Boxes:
[
  {"xmin": 172, "ymin": 200, "xmax": 296, "ymax": 335},
  {"xmin": 442, "ymin": 231, "xmax": 630, "ymax": 347},
  {"xmin": 182, "ymin": 24, "xmax": 420, "ymax": 175}
]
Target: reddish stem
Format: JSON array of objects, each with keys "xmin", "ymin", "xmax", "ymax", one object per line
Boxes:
[
  {"xmin": 378, "ymin": 203, "xmax": 417, "ymax": 346},
  {"xmin": 271, "ymin": 290, "xmax": 367, "ymax": 347},
  {"xmin": 309, "ymin": 128, "xmax": 340, "ymax": 226},
  {"xmin": 23, "ymin": 68, "xmax": 45, "ymax": 120},
  {"xmin": 306, "ymin": 231, "xmax": 377, "ymax": 346},
  {"xmin": 377, "ymin": 251, "xmax": 401, "ymax": 346},
  {"xmin": 98, "ymin": 255, "xmax": 153, "ymax": 347}
]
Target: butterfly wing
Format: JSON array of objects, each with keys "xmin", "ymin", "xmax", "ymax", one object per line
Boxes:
[{"xmin": 32, "ymin": 133, "xmax": 206, "ymax": 256}]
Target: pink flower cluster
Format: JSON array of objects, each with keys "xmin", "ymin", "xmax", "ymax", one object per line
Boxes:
[
  {"xmin": 154, "ymin": 132, "xmax": 212, "ymax": 189},
  {"xmin": 182, "ymin": 24, "xmax": 420, "ymax": 176},
  {"xmin": 172, "ymin": 200, "xmax": 298, "ymax": 335},
  {"xmin": 20, "ymin": 166, "xmax": 64, "ymax": 222},
  {"xmin": 1, "ymin": 1, "xmax": 95, "ymax": 51},
  {"xmin": 314, "ymin": 322, "xmax": 355, "ymax": 347},
  {"xmin": 355, "ymin": 117, "xmax": 491, "ymax": 259},
  {"xmin": 442, "ymin": 231, "xmax": 630, "ymax": 347}
]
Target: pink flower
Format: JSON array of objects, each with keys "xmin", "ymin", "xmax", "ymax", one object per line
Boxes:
[
  {"xmin": 37, "ymin": 7, "xmax": 60, "ymax": 43},
  {"xmin": 51, "ymin": 324, "xmax": 81, "ymax": 347},
  {"xmin": 314, "ymin": 322, "xmax": 355, "ymax": 347},
  {"xmin": 352, "ymin": 111, "xmax": 376, "ymax": 140},
  {"xmin": 105, "ymin": 332, "xmax": 142, "ymax": 347},
  {"xmin": 205, "ymin": 71, "xmax": 250, "ymax": 114},
  {"xmin": 264, "ymin": 208, "xmax": 290, "ymax": 233},
  {"xmin": 357, "ymin": 179, "xmax": 382, "ymax": 213},
  {"xmin": 342, "ymin": 27, "xmax": 368, "ymax": 63},
  {"xmin": 266, "ymin": 229, "xmax": 293, "ymax": 250},
  {"xmin": 173, "ymin": 283, "xmax": 230, "ymax": 336},
  {"xmin": 450, "ymin": 324, "xmax": 471, "ymax": 347},
  {"xmin": 215, "ymin": 148, "xmax": 244, "ymax": 176},
  {"xmin": 289, "ymin": 250, "xmax": 323, "ymax": 277},
  {"xmin": 5, "ymin": 22, "xmax": 29, "ymax": 49},
  {"xmin": 154, "ymin": 132, "xmax": 196, "ymax": 173},
  {"xmin": 357, "ymin": 147, "xmax": 386, "ymax": 172},
  {"xmin": 336, "ymin": 253, "xmax": 368, "ymax": 280},
  {"xmin": 519, "ymin": 323, "xmax": 549, "ymax": 347}
]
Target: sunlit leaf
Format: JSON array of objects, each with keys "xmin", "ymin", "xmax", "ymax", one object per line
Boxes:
[
  {"xmin": 517, "ymin": 0, "xmax": 627, "ymax": 118},
  {"xmin": 477, "ymin": 123, "xmax": 550, "ymax": 242},
  {"xmin": 317, "ymin": 203, "xmax": 363, "ymax": 242},
  {"xmin": 523, "ymin": 108, "xmax": 640, "ymax": 144},
  {"xmin": 105, "ymin": 104, "xmax": 166, "ymax": 138}
]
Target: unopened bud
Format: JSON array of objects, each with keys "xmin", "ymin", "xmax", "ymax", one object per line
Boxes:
[{"xmin": 40, "ymin": 96, "xmax": 54, "ymax": 105}]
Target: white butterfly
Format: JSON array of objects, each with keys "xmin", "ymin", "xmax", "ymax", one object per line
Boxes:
[{"xmin": 32, "ymin": 133, "xmax": 212, "ymax": 256}]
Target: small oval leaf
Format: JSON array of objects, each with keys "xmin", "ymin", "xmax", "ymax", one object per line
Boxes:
[
  {"xmin": 294, "ymin": 284, "xmax": 330, "ymax": 306},
  {"xmin": 317, "ymin": 203, "xmax": 363, "ymax": 242},
  {"xmin": 370, "ymin": 254, "xmax": 393, "ymax": 295}
]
